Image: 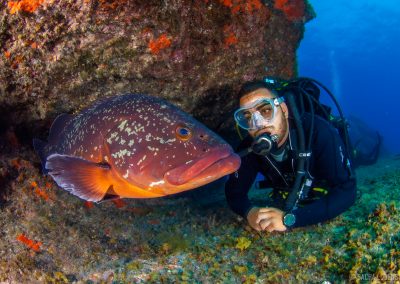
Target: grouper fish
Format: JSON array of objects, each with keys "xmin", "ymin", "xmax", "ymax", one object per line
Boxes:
[{"xmin": 33, "ymin": 94, "xmax": 240, "ymax": 202}]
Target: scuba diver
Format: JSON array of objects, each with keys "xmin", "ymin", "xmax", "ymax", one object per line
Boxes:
[{"xmin": 225, "ymin": 78, "xmax": 357, "ymax": 232}]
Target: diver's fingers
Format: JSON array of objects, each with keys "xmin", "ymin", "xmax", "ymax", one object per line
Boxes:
[
  {"xmin": 259, "ymin": 219, "xmax": 272, "ymax": 231},
  {"xmin": 255, "ymin": 212, "xmax": 274, "ymax": 223},
  {"xmin": 250, "ymin": 221, "xmax": 263, "ymax": 231},
  {"xmin": 266, "ymin": 224, "xmax": 275, "ymax": 232}
]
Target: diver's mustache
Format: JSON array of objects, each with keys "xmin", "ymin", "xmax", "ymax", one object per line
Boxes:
[{"xmin": 254, "ymin": 127, "xmax": 274, "ymax": 137}]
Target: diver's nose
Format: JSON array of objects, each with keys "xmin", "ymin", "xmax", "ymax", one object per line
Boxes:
[{"xmin": 252, "ymin": 111, "xmax": 265, "ymax": 129}]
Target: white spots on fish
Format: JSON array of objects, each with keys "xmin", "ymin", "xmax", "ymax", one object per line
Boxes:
[
  {"xmin": 102, "ymin": 116, "xmax": 112, "ymax": 121},
  {"xmin": 154, "ymin": 137, "xmax": 176, "ymax": 144},
  {"xmin": 160, "ymin": 104, "xmax": 167, "ymax": 109},
  {"xmin": 124, "ymin": 126, "xmax": 135, "ymax": 136},
  {"xmin": 120, "ymin": 138, "xmax": 126, "ymax": 145},
  {"xmin": 118, "ymin": 120, "xmax": 128, "ymax": 131},
  {"xmin": 123, "ymin": 170, "xmax": 129, "ymax": 179},
  {"xmin": 185, "ymin": 160, "xmax": 193, "ymax": 165},
  {"xmin": 162, "ymin": 117, "xmax": 172, "ymax": 124},
  {"xmin": 107, "ymin": 132, "xmax": 119, "ymax": 144},
  {"xmin": 205, "ymin": 175, "xmax": 213, "ymax": 181},
  {"xmin": 147, "ymin": 146, "xmax": 159, "ymax": 152},
  {"xmin": 128, "ymin": 139, "xmax": 135, "ymax": 147},
  {"xmin": 145, "ymin": 133, "xmax": 152, "ymax": 142},
  {"xmin": 137, "ymin": 155, "xmax": 147, "ymax": 166},
  {"xmin": 149, "ymin": 180, "xmax": 165, "ymax": 187},
  {"xmin": 134, "ymin": 125, "xmax": 145, "ymax": 133},
  {"xmin": 112, "ymin": 149, "xmax": 132, "ymax": 159}
]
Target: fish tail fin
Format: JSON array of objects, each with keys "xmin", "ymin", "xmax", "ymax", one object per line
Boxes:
[
  {"xmin": 45, "ymin": 154, "xmax": 114, "ymax": 202},
  {"xmin": 33, "ymin": 138, "xmax": 48, "ymax": 174}
]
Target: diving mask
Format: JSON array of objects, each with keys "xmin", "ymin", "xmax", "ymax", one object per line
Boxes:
[{"xmin": 234, "ymin": 97, "xmax": 285, "ymax": 130}]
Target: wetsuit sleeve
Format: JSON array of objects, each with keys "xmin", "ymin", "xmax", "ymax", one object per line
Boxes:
[
  {"xmin": 225, "ymin": 150, "xmax": 259, "ymax": 218},
  {"xmin": 291, "ymin": 178, "xmax": 356, "ymax": 228},
  {"xmin": 291, "ymin": 119, "xmax": 357, "ymax": 228}
]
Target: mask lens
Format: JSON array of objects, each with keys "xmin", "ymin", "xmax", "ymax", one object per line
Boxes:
[
  {"xmin": 234, "ymin": 99, "xmax": 275, "ymax": 130},
  {"xmin": 257, "ymin": 103, "xmax": 273, "ymax": 120}
]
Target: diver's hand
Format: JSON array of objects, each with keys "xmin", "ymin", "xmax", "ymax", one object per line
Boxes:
[{"xmin": 246, "ymin": 207, "xmax": 287, "ymax": 232}]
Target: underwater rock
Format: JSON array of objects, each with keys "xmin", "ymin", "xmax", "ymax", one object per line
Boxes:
[{"xmin": 0, "ymin": 0, "xmax": 314, "ymax": 151}]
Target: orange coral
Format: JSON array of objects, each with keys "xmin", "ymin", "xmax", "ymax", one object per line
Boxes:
[
  {"xmin": 34, "ymin": 187, "xmax": 49, "ymax": 201},
  {"xmin": 7, "ymin": 0, "xmax": 44, "ymax": 14},
  {"xmin": 274, "ymin": 0, "xmax": 305, "ymax": 22},
  {"xmin": 98, "ymin": 0, "xmax": 127, "ymax": 11},
  {"xmin": 30, "ymin": 180, "xmax": 50, "ymax": 201},
  {"xmin": 148, "ymin": 219, "xmax": 160, "ymax": 225},
  {"xmin": 112, "ymin": 199, "xmax": 127, "ymax": 208},
  {"xmin": 219, "ymin": 0, "xmax": 262, "ymax": 14},
  {"xmin": 221, "ymin": 0, "xmax": 233, "ymax": 7},
  {"xmin": 224, "ymin": 32, "xmax": 238, "ymax": 47},
  {"xmin": 11, "ymin": 55, "xmax": 23, "ymax": 69},
  {"xmin": 148, "ymin": 34, "xmax": 172, "ymax": 55},
  {"xmin": 16, "ymin": 234, "xmax": 42, "ymax": 252},
  {"xmin": 10, "ymin": 158, "xmax": 32, "ymax": 170},
  {"xmin": 30, "ymin": 42, "xmax": 38, "ymax": 49},
  {"xmin": 84, "ymin": 201, "xmax": 94, "ymax": 209}
]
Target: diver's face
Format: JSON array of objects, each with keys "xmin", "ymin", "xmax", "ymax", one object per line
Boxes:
[{"xmin": 239, "ymin": 88, "xmax": 289, "ymax": 147}]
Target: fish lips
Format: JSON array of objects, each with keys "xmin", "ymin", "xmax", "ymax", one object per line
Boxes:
[{"xmin": 164, "ymin": 148, "xmax": 241, "ymax": 186}]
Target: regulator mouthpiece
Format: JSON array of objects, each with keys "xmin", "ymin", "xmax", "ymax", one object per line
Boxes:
[{"xmin": 251, "ymin": 133, "xmax": 279, "ymax": 156}]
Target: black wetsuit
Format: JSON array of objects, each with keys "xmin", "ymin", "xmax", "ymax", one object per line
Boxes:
[{"xmin": 225, "ymin": 114, "xmax": 357, "ymax": 228}]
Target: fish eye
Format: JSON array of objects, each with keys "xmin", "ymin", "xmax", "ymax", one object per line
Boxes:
[{"xmin": 176, "ymin": 125, "xmax": 192, "ymax": 141}]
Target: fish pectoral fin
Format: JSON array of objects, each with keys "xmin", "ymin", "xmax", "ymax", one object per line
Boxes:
[
  {"xmin": 45, "ymin": 154, "xmax": 112, "ymax": 202},
  {"xmin": 98, "ymin": 194, "xmax": 120, "ymax": 202},
  {"xmin": 98, "ymin": 186, "xmax": 121, "ymax": 203}
]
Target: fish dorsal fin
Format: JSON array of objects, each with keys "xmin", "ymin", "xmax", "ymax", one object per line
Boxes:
[
  {"xmin": 45, "ymin": 154, "xmax": 112, "ymax": 202},
  {"xmin": 48, "ymin": 113, "xmax": 74, "ymax": 144}
]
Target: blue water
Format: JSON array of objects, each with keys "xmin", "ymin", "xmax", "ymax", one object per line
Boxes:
[{"xmin": 298, "ymin": 0, "xmax": 400, "ymax": 154}]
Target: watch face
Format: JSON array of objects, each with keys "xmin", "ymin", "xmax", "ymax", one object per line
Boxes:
[{"xmin": 284, "ymin": 213, "xmax": 296, "ymax": 226}]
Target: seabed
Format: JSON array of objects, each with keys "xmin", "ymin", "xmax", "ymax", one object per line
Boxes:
[{"xmin": 1, "ymin": 149, "xmax": 400, "ymax": 283}]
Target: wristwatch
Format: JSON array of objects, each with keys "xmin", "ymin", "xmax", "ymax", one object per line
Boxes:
[{"xmin": 283, "ymin": 212, "xmax": 296, "ymax": 227}]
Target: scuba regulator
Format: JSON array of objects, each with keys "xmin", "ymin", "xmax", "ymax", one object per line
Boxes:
[{"xmin": 251, "ymin": 133, "xmax": 279, "ymax": 156}]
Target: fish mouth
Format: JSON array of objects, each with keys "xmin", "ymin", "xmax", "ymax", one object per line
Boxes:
[{"xmin": 164, "ymin": 148, "xmax": 241, "ymax": 187}]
